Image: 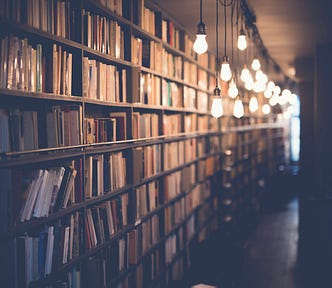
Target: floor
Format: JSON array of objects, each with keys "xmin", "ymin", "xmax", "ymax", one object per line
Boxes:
[
  {"xmin": 239, "ymin": 199, "xmax": 299, "ymax": 288},
  {"xmin": 182, "ymin": 196, "xmax": 301, "ymax": 288}
]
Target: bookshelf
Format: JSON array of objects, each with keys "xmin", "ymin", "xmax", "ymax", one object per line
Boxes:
[{"xmin": 0, "ymin": 0, "xmax": 288, "ymax": 287}]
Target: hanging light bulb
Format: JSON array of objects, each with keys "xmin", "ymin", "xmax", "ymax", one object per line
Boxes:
[
  {"xmin": 251, "ymin": 58, "xmax": 261, "ymax": 71},
  {"xmin": 211, "ymin": 0, "xmax": 223, "ymax": 118},
  {"xmin": 273, "ymin": 85, "xmax": 281, "ymax": 95},
  {"xmin": 237, "ymin": 29, "xmax": 247, "ymax": 51},
  {"xmin": 262, "ymin": 104, "xmax": 271, "ymax": 115},
  {"xmin": 211, "ymin": 86, "xmax": 223, "ymax": 118},
  {"xmin": 193, "ymin": 0, "xmax": 208, "ymax": 55},
  {"xmin": 220, "ymin": 56, "xmax": 232, "ymax": 81},
  {"xmin": 249, "ymin": 95, "xmax": 259, "ymax": 112},
  {"xmin": 289, "ymin": 93, "xmax": 297, "ymax": 105},
  {"xmin": 269, "ymin": 93, "xmax": 279, "ymax": 106},
  {"xmin": 193, "ymin": 33, "xmax": 208, "ymax": 55},
  {"xmin": 240, "ymin": 65, "xmax": 250, "ymax": 82},
  {"xmin": 264, "ymin": 88, "xmax": 273, "ymax": 98},
  {"xmin": 228, "ymin": 78, "xmax": 238, "ymax": 98},
  {"xmin": 245, "ymin": 74, "xmax": 254, "ymax": 90},
  {"xmin": 267, "ymin": 81, "xmax": 275, "ymax": 91},
  {"xmin": 233, "ymin": 99, "xmax": 244, "ymax": 118}
]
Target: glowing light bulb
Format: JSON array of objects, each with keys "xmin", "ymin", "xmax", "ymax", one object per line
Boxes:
[
  {"xmin": 228, "ymin": 78, "xmax": 238, "ymax": 98},
  {"xmin": 245, "ymin": 75, "xmax": 254, "ymax": 91},
  {"xmin": 193, "ymin": 34, "xmax": 208, "ymax": 55},
  {"xmin": 220, "ymin": 56, "xmax": 232, "ymax": 81},
  {"xmin": 240, "ymin": 65, "xmax": 250, "ymax": 82},
  {"xmin": 237, "ymin": 29, "xmax": 247, "ymax": 51},
  {"xmin": 267, "ymin": 81, "xmax": 275, "ymax": 90},
  {"xmin": 262, "ymin": 104, "xmax": 271, "ymax": 115},
  {"xmin": 251, "ymin": 58, "xmax": 261, "ymax": 71},
  {"xmin": 264, "ymin": 88, "xmax": 273, "ymax": 98},
  {"xmin": 269, "ymin": 94, "xmax": 279, "ymax": 106},
  {"xmin": 273, "ymin": 85, "xmax": 281, "ymax": 95},
  {"xmin": 211, "ymin": 86, "xmax": 223, "ymax": 118},
  {"xmin": 233, "ymin": 99, "xmax": 244, "ymax": 118},
  {"xmin": 249, "ymin": 96, "xmax": 259, "ymax": 112}
]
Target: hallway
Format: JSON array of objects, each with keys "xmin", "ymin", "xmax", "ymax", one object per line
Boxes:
[{"xmin": 183, "ymin": 196, "xmax": 301, "ymax": 288}]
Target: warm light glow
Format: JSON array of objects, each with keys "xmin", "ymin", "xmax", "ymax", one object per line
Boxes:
[
  {"xmin": 255, "ymin": 70, "xmax": 263, "ymax": 81},
  {"xmin": 233, "ymin": 99, "xmax": 244, "ymax": 118},
  {"xmin": 237, "ymin": 33, "xmax": 247, "ymax": 51},
  {"xmin": 249, "ymin": 96, "xmax": 259, "ymax": 112},
  {"xmin": 283, "ymin": 111, "xmax": 291, "ymax": 119},
  {"xmin": 193, "ymin": 34, "xmax": 208, "ymax": 55},
  {"xmin": 253, "ymin": 81, "xmax": 266, "ymax": 93},
  {"xmin": 245, "ymin": 75, "xmax": 254, "ymax": 90},
  {"xmin": 264, "ymin": 88, "xmax": 273, "ymax": 98},
  {"xmin": 251, "ymin": 58, "xmax": 261, "ymax": 71},
  {"xmin": 269, "ymin": 94, "xmax": 279, "ymax": 106},
  {"xmin": 211, "ymin": 96, "xmax": 223, "ymax": 118},
  {"xmin": 267, "ymin": 81, "xmax": 275, "ymax": 90},
  {"xmin": 220, "ymin": 57, "xmax": 232, "ymax": 81},
  {"xmin": 262, "ymin": 104, "xmax": 271, "ymax": 115},
  {"xmin": 273, "ymin": 85, "xmax": 281, "ymax": 95},
  {"xmin": 240, "ymin": 65, "xmax": 250, "ymax": 82},
  {"xmin": 228, "ymin": 79, "xmax": 239, "ymax": 98}
]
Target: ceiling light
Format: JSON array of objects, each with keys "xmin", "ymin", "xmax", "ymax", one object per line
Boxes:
[
  {"xmin": 262, "ymin": 104, "xmax": 271, "ymax": 115},
  {"xmin": 249, "ymin": 95, "xmax": 259, "ymax": 112},
  {"xmin": 233, "ymin": 99, "xmax": 244, "ymax": 118},
  {"xmin": 211, "ymin": 0, "xmax": 223, "ymax": 118},
  {"xmin": 193, "ymin": 0, "xmax": 208, "ymax": 55},
  {"xmin": 220, "ymin": 2, "xmax": 232, "ymax": 82},
  {"xmin": 251, "ymin": 58, "xmax": 261, "ymax": 71},
  {"xmin": 228, "ymin": 78, "xmax": 239, "ymax": 98},
  {"xmin": 237, "ymin": 29, "xmax": 247, "ymax": 51}
]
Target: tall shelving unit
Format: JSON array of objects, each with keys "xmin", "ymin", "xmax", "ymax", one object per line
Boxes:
[{"xmin": 0, "ymin": 0, "xmax": 288, "ymax": 287}]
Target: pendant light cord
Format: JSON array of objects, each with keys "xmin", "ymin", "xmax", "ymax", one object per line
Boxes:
[
  {"xmin": 224, "ymin": 2, "xmax": 226, "ymax": 55},
  {"xmin": 216, "ymin": 0, "xmax": 219, "ymax": 86},
  {"xmin": 200, "ymin": 0, "xmax": 203, "ymax": 23}
]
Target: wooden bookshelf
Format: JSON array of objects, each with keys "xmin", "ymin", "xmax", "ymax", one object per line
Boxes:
[{"xmin": 0, "ymin": 0, "xmax": 288, "ymax": 287}]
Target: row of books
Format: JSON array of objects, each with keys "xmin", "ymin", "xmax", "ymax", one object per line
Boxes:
[
  {"xmin": 1, "ymin": 0, "xmax": 74, "ymax": 39},
  {"xmin": 183, "ymin": 61, "xmax": 197, "ymax": 85},
  {"xmin": 84, "ymin": 152, "xmax": 127, "ymax": 199},
  {"xmin": 46, "ymin": 105, "xmax": 83, "ymax": 148},
  {"xmin": 197, "ymin": 114, "xmax": 209, "ymax": 132},
  {"xmin": 132, "ymin": 112, "xmax": 159, "ymax": 139},
  {"xmin": 183, "ymin": 86, "xmax": 196, "ymax": 110},
  {"xmin": 0, "ymin": 108, "xmax": 38, "ymax": 153},
  {"xmin": 85, "ymin": 195, "xmax": 129, "ymax": 249},
  {"xmin": 18, "ymin": 161, "xmax": 81, "ymax": 222},
  {"xmin": 96, "ymin": 0, "xmax": 123, "ymax": 16},
  {"xmin": 162, "ymin": 49, "xmax": 182, "ymax": 79},
  {"xmin": 0, "ymin": 35, "xmax": 73, "ymax": 95},
  {"xmin": 132, "ymin": 144, "xmax": 162, "ymax": 185},
  {"xmin": 197, "ymin": 91, "xmax": 209, "ymax": 113},
  {"xmin": 131, "ymin": 37, "xmax": 163, "ymax": 72},
  {"xmin": 138, "ymin": 72, "xmax": 161, "ymax": 105},
  {"xmin": 162, "ymin": 80, "xmax": 183, "ymax": 108},
  {"xmin": 161, "ymin": 18, "xmax": 181, "ymax": 49},
  {"xmin": 1, "ymin": 104, "xmax": 83, "ymax": 152},
  {"xmin": 164, "ymin": 197, "xmax": 185, "ymax": 235},
  {"xmin": 163, "ymin": 114, "xmax": 182, "ymax": 136},
  {"xmin": 135, "ymin": 180, "xmax": 159, "ymax": 221},
  {"xmin": 184, "ymin": 113, "xmax": 197, "ymax": 133},
  {"xmin": 83, "ymin": 10, "xmax": 124, "ymax": 59},
  {"xmin": 15, "ymin": 211, "xmax": 82, "ymax": 286},
  {"xmin": 136, "ymin": 1, "xmax": 156, "ymax": 36},
  {"xmin": 129, "ymin": 214, "xmax": 161, "ymax": 264},
  {"xmin": 164, "ymin": 141, "xmax": 185, "ymax": 171},
  {"xmin": 82, "ymin": 57, "xmax": 127, "ymax": 102}
]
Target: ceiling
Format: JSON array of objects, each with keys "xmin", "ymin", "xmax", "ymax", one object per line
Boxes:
[{"xmin": 152, "ymin": 0, "xmax": 332, "ymax": 83}]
